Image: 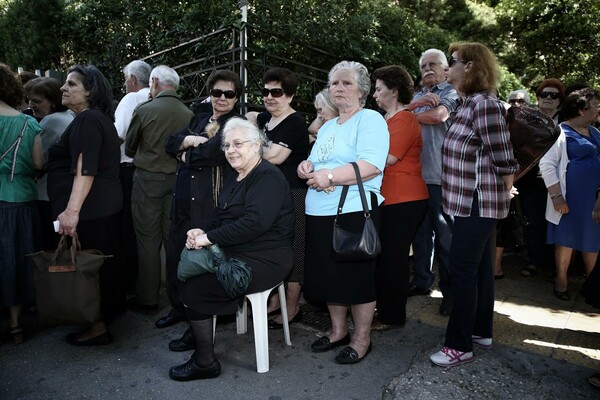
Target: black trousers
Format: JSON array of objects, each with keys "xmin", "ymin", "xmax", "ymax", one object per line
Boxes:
[
  {"xmin": 165, "ymin": 199, "xmax": 191, "ymax": 316},
  {"xmin": 375, "ymin": 199, "xmax": 427, "ymax": 325},
  {"xmin": 119, "ymin": 163, "xmax": 138, "ymax": 292}
]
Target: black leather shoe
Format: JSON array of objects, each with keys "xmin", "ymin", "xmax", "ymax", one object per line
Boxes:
[
  {"xmin": 127, "ymin": 297, "xmax": 159, "ymax": 315},
  {"xmin": 66, "ymin": 331, "xmax": 113, "ymax": 346},
  {"xmin": 169, "ymin": 357, "xmax": 221, "ymax": 381},
  {"xmin": 553, "ymin": 288, "xmax": 570, "ymax": 301},
  {"xmin": 169, "ymin": 328, "xmax": 195, "ymax": 352},
  {"xmin": 156, "ymin": 312, "xmax": 186, "ymax": 329},
  {"xmin": 408, "ymin": 285, "xmax": 432, "ymax": 297},
  {"xmin": 311, "ymin": 333, "xmax": 351, "ymax": 353},
  {"xmin": 335, "ymin": 343, "xmax": 372, "ymax": 364},
  {"xmin": 268, "ymin": 312, "xmax": 302, "ymax": 330}
]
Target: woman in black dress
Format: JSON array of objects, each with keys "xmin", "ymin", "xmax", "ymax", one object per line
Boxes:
[
  {"xmin": 246, "ymin": 67, "xmax": 309, "ymax": 328},
  {"xmin": 169, "ymin": 118, "xmax": 294, "ymax": 381},
  {"xmin": 47, "ymin": 65, "xmax": 123, "ymax": 345}
]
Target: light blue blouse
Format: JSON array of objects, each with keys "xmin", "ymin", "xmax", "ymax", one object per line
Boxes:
[{"xmin": 305, "ymin": 108, "xmax": 389, "ymax": 216}]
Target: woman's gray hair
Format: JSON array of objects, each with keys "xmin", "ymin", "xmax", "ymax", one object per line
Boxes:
[
  {"xmin": 222, "ymin": 117, "xmax": 269, "ymax": 157},
  {"xmin": 314, "ymin": 88, "xmax": 338, "ymax": 116},
  {"xmin": 506, "ymin": 89, "xmax": 531, "ymax": 104},
  {"xmin": 328, "ymin": 61, "xmax": 371, "ymax": 107},
  {"xmin": 150, "ymin": 65, "xmax": 180, "ymax": 89}
]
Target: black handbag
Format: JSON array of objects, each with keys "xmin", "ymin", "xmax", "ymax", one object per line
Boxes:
[
  {"xmin": 496, "ymin": 196, "xmax": 529, "ymax": 250},
  {"xmin": 332, "ymin": 162, "xmax": 381, "ymax": 262},
  {"xmin": 506, "ymin": 105, "xmax": 561, "ymax": 182}
]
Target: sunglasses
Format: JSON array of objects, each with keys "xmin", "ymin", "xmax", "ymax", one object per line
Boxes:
[
  {"xmin": 210, "ymin": 89, "xmax": 237, "ymax": 99},
  {"xmin": 539, "ymin": 91, "xmax": 560, "ymax": 100},
  {"xmin": 448, "ymin": 58, "xmax": 468, "ymax": 67},
  {"xmin": 509, "ymin": 98, "xmax": 526, "ymax": 104},
  {"xmin": 262, "ymin": 88, "xmax": 285, "ymax": 98}
]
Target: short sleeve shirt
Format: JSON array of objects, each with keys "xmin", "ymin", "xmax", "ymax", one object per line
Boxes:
[{"xmin": 306, "ymin": 109, "xmax": 389, "ymax": 216}]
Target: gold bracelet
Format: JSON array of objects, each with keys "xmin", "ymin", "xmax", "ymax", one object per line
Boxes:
[{"xmin": 550, "ymin": 192, "xmax": 562, "ymax": 199}]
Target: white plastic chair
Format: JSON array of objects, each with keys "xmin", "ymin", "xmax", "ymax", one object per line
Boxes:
[{"xmin": 213, "ymin": 282, "xmax": 292, "ymax": 373}]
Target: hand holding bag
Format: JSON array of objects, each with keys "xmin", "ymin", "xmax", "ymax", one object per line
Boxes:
[
  {"xmin": 29, "ymin": 233, "xmax": 109, "ymax": 326},
  {"xmin": 332, "ymin": 162, "xmax": 381, "ymax": 262}
]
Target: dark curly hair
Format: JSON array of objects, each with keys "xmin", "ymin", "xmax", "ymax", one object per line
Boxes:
[
  {"xmin": 0, "ymin": 64, "xmax": 24, "ymax": 108},
  {"xmin": 561, "ymin": 87, "xmax": 598, "ymax": 121},
  {"xmin": 67, "ymin": 64, "xmax": 114, "ymax": 118},
  {"xmin": 262, "ymin": 67, "xmax": 298, "ymax": 96},
  {"xmin": 372, "ymin": 65, "xmax": 414, "ymax": 105}
]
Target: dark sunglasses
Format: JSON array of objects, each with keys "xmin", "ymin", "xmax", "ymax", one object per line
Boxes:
[
  {"xmin": 448, "ymin": 58, "xmax": 468, "ymax": 67},
  {"xmin": 210, "ymin": 89, "xmax": 237, "ymax": 99},
  {"xmin": 539, "ymin": 91, "xmax": 560, "ymax": 100},
  {"xmin": 262, "ymin": 88, "xmax": 285, "ymax": 98},
  {"xmin": 509, "ymin": 98, "xmax": 526, "ymax": 104}
]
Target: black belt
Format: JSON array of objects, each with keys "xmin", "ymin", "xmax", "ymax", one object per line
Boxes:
[{"xmin": 120, "ymin": 163, "xmax": 134, "ymax": 168}]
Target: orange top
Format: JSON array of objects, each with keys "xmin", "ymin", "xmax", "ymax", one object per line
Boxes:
[{"xmin": 381, "ymin": 110, "xmax": 429, "ymax": 205}]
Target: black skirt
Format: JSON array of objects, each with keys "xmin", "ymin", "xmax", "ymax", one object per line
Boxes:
[{"xmin": 304, "ymin": 201, "xmax": 381, "ymax": 305}]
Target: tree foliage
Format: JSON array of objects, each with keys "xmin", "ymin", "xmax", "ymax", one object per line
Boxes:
[{"xmin": 0, "ymin": 0, "xmax": 597, "ymax": 101}]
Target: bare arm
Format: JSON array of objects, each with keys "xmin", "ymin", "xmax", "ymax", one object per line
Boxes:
[
  {"xmin": 57, "ymin": 153, "xmax": 94, "ymax": 236},
  {"xmin": 386, "ymin": 154, "xmax": 399, "ymax": 166},
  {"xmin": 32, "ymin": 135, "xmax": 44, "ymax": 170},
  {"xmin": 414, "ymin": 105, "xmax": 451, "ymax": 125},
  {"xmin": 306, "ymin": 160, "xmax": 380, "ymax": 190},
  {"xmin": 262, "ymin": 143, "xmax": 292, "ymax": 165},
  {"xmin": 546, "ymin": 182, "xmax": 569, "ymax": 214}
]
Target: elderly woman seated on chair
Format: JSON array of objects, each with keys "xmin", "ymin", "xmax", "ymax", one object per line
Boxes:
[{"xmin": 168, "ymin": 117, "xmax": 294, "ymax": 381}]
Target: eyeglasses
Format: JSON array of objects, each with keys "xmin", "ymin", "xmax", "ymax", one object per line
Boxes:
[
  {"xmin": 509, "ymin": 98, "xmax": 526, "ymax": 105},
  {"xmin": 262, "ymin": 88, "xmax": 285, "ymax": 98},
  {"xmin": 420, "ymin": 61, "xmax": 443, "ymax": 70},
  {"xmin": 538, "ymin": 91, "xmax": 560, "ymax": 100},
  {"xmin": 210, "ymin": 89, "xmax": 237, "ymax": 99},
  {"xmin": 449, "ymin": 58, "xmax": 468, "ymax": 67},
  {"xmin": 221, "ymin": 139, "xmax": 253, "ymax": 151}
]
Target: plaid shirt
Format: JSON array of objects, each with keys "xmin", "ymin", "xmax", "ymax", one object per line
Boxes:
[{"xmin": 441, "ymin": 92, "xmax": 519, "ymax": 219}]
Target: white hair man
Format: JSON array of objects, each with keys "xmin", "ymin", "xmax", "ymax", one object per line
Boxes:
[
  {"xmin": 406, "ymin": 48, "xmax": 459, "ymax": 316},
  {"xmin": 125, "ymin": 65, "xmax": 194, "ymax": 314}
]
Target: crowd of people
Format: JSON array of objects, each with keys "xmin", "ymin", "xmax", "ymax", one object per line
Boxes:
[{"xmin": 1, "ymin": 39, "xmax": 599, "ymax": 379}]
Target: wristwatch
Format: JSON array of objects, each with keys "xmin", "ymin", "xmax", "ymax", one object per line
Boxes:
[{"xmin": 327, "ymin": 171, "xmax": 334, "ymax": 186}]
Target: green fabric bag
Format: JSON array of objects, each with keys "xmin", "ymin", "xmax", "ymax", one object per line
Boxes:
[{"xmin": 177, "ymin": 247, "xmax": 217, "ymax": 282}]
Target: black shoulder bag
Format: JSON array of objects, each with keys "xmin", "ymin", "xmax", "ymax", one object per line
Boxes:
[{"xmin": 332, "ymin": 162, "xmax": 381, "ymax": 262}]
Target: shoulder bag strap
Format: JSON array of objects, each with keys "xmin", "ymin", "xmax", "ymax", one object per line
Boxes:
[{"xmin": 334, "ymin": 161, "xmax": 370, "ymax": 221}]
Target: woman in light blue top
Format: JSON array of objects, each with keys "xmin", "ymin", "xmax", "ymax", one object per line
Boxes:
[{"xmin": 297, "ymin": 61, "xmax": 389, "ymax": 364}]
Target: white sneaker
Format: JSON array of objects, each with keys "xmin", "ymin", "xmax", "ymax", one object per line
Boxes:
[
  {"xmin": 430, "ymin": 347, "xmax": 474, "ymax": 367},
  {"xmin": 472, "ymin": 335, "xmax": 493, "ymax": 349}
]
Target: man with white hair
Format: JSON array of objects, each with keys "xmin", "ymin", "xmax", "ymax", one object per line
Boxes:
[
  {"xmin": 114, "ymin": 60, "xmax": 152, "ymax": 295},
  {"xmin": 125, "ymin": 65, "xmax": 194, "ymax": 314},
  {"xmin": 506, "ymin": 89, "xmax": 531, "ymax": 108},
  {"xmin": 406, "ymin": 49, "xmax": 459, "ymax": 316}
]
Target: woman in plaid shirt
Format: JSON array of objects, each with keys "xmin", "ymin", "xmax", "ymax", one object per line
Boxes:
[{"xmin": 430, "ymin": 42, "xmax": 519, "ymax": 367}]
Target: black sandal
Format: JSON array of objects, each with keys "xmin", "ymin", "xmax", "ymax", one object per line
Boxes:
[{"xmin": 588, "ymin": 372, "xmax": 600, "ymax": 390}]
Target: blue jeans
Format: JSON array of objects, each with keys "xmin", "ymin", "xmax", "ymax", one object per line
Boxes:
[{"xmin": 411, "ymin": 185, "xmax": 453, "ymax": 295}]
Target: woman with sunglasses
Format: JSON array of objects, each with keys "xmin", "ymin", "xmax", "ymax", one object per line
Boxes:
[
  {"xmin": 163, "ymin": 70, "xmax": 242, "ymax": 347},
  {"xmin": 246, "ymin": 67, "xmax": 309, "ymax": 329},
  {"xmin": 536, "ymin": 78, "xmax": 565, "ymax": 123},
  {"xmin": 430, "ymin": 43, "xmax": 518, "ymax": 367}
]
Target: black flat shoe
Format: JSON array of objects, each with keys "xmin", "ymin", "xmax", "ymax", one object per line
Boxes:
[
  {"xmin": 335, "ymin": 343, "xmax": 372, "ymax": 364},
  {"xmin": 169, "ymin": 357, "xmax": 221, "ymax": 381},
  {"xmin": 169, "ymin": 328, "xmax": 195, "ymax": 352},
  {"xmin": 494, "ymin": 273, "xmax": 505, "ymax": 280},
  {"xmin": 268, "ymin": 312, "xmax": 302, "ymax": 330},
  {"xmin": 553, "ymin": 288, "xmax": 570, "ymax": 301},
  {"xmin": 66, "ymin": 331, "xmax": 113, "ymax": 346},
  {"xmin": 408, "ymin": 285, "xmax": 432, "ymax": 297},
  {"xmin": 311, "ymin": 333, "xmax": 351, "ymax": 353},
  {"xmin": 156, "ymin": 312, "xmax": 186, "ymax": 329}
]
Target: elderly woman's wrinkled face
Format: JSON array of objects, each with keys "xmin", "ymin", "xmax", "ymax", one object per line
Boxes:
[
  {"xmin": 329, "ymin": 69, "xmax": 362, "ymax": 110},
  {"xmin": 263, "ymin": 81, "xmax": 292, "ymax": 117},
  {"xmin": 61, "ymin": 72, "xmax": 90, "ymax": 114},
  {"xmin": 222, "ymin": 128, "xmax": 260, "ymax": 174},
  {"xmin": 28, "ymin": 93, "xmax": 54, "ymax": 119},
  {"xmin": 315, "ymin": 100, "xmax": 337, "ymax": 123},
  {"xmin": 537, "ymin": 87, "xmax": 560, "ymax": 112},
  {"xmin": 582, "ymin": 97, "xmax": 600, "ymax": 125},
  {"xmin": 210, "ymin": 80, "xmax": 237, "ymax": 117}
]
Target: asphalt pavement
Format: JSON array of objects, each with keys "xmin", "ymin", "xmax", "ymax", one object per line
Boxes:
[{"xmin": 1, "ymin": 251, "xmax": 598, "ymax": 400}]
